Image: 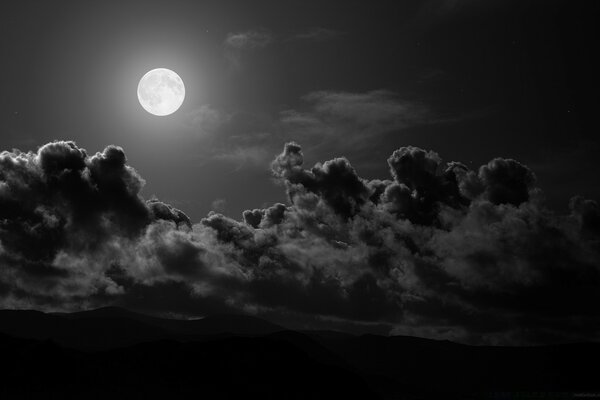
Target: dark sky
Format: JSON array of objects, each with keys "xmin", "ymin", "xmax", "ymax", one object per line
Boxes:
[{"xmin": 1, "ymin": 0, "xmax": 599, "ymax": 344}]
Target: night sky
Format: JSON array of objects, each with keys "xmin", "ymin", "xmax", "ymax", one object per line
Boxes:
[{"xmin": 1, "ymin": 0, "xmax": 599, "ymax": 344}]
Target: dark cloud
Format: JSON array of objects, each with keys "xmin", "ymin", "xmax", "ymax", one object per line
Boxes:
[
  {"xmin": 242, "ymin": 209, "xmax": 263, "ymax": 228},
  {"xmin": 0, "ymin": 141, "xmax": 189, "ymax": 302},
  {"xmin": 272, "ymin": 142, "xmax": 371, "ymax": 219},
  {"xmin": 148, "ymin": 199, "xmax": 192, "ymax": 227},
  {"xmin": 262, "ymin": 203, "xmax": 287, "ymax": 227},
  {"xmin": 478, "ymin": 158, "xmax": 536, "ymax": 206},
  {"xmin": 570, "ymin": 195, "xmax": 600, "ymax": 236},
  {"xmin": 1, "ymin": 140, "xmax": 599, "ymax": 344}
]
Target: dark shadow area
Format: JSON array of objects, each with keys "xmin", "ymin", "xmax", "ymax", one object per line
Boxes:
[{"xmin": 1, "ymin": 307, "xmax": 598, "ymax": 399}]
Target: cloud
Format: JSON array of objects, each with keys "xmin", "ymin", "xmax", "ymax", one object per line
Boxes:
[
  {"xmin": 271, "ymin": 142, "xmax": 372, "ymax": 219},
  {"xmin": 213, "ymin": 146, "xmax": 271, "ymax": 170},
  {"xmin": 210, "ymin": 198, "xmax": 227, "ymax": 213},
  {"xmin": 280, "ymin": 90, "xmax": 429, "ymax": 152},
  {"xmin": 1, "ymin": 140, "xmax": 599, "ymax": 345},
  {"xmin": 182, "ymin": 106, "xmax": 276, "ymax": 169},
  {"xmin": 225, "ymin": 29, "xmax": 273, "ymax": 50},
  {"xmin": 304, "ymin": 90, "xmax": 426, "ymax": 128},
  {"xmin": 0, "ymin": 142, "xmax": 189, "ymax": 299},
  {"xmin": 186, "ymin": 105, "xmax": 230, "ymax": 135},
  {"xmin": 225, "ymin": 27, "xmax": 341, "ymax": 50},
  {"xmin": 292, "ymin": 27, "xmax": 344, "ymax": 42},
  {"xmin": 225, "ymin": 27, "xmax": 342, "ymax": 48},
  {"xmin": 224, "ymin": 29, "xmax": 273, "ymax": 70},
  {"xmin": 180, "ymin": 90, "xmax": 428, "ymax": 174}
]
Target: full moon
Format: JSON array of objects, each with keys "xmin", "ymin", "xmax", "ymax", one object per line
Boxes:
[{"xmin": 137, "ymin": 68, "xmax": 185, "ymax": 116}]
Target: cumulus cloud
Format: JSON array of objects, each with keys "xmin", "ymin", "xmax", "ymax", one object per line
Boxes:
[
  {"xmin": 1, "ymin": 140, "xmax": 599, "ymax": 344},
  {"xmin": 0, "ymin": 142, "xmax": 189, "ymax": 301}
]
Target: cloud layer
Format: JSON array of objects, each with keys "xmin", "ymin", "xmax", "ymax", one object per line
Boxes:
[{"xmin": 1, "ymin": 140, "xmax": 599, "ymax": 344}]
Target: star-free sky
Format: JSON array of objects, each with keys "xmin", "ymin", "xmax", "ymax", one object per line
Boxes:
[{"xmin": 1, "ymin": 0, "xmax": 599, "ymax": 343}]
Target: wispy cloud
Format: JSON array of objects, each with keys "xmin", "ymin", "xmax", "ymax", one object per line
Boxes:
[
  {"xmin": 304, "ymin": 90, "xmax": 426, "ymax": 127},
  {"xmin": 186, "ymin": 105, "xmax": 230, "ymax": 135},
  {"xmin": 183, "ymin": 90, "xmax": 431, "ymax": 171},
  {"xmin": 224, "ymin": 29, "xmax": 273, "ymax": 70},
  {"xmin": 223, "ymin": 27, "xmax": 344, "ymax": 69},
  {"xmin": 292, "ymin": 27, "xmax": 344, "ymax": 42},
  {"xmin": 210, "ymin": 198, "xmax": 227, "ymax": 213},
  {"xmin": 224, "ymin": 29, "xmax": 273, "ymax": 50},
  {"xmin": 280, "ymin": 90, "xmax": 429, "ymax": 152},
  {"xmin": 213, "ymin": 146, "xmax": 271, "ymax": 170}
]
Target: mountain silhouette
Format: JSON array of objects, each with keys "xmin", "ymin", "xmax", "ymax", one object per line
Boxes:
[
  {"xmin": 61, "ymin": 306, "xmax": 284, "ymax": 336},
  {"xmin": 1, "ymin": 307, "xmax": 599, "ymax": 399},
  {"xmin": 0, "ymin": 307, "xmax": 283, "ymax": 350}
]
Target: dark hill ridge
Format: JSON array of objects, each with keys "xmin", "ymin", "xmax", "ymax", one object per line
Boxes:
[
  {"xmin": 1, "ymin": 307, "xmax": 599, "ymax": 399},
  {"xmin": 0, "ymin": 308, "xmax": 167, "ymax": 350},
  {"xmin": 58, "ymin": 306, "xmax": 284, "ymax": 336},
  {"xmin": 0, "ymin": 306, "xmax": 283, "ymax": 350}
]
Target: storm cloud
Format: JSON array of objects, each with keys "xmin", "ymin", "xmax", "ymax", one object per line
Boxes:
[{"xmin": 1, "ymin": 140, "xmax": 599, "ymax": 344}]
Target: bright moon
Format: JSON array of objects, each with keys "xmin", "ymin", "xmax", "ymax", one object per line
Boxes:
[{"xmin": 137, "ymin": 68, "xmax": 185, "ymax": 116}]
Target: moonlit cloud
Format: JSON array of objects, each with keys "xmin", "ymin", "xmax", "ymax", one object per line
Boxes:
[
  {"xmin": 303, "ymin": 90, "xmax": 427, "ymax": 127},
  {"xmin": 186, "ymin": 105, "xmax": 230, "ymax": 135},
  {"xmin": 1, "ymin": 139, "xmax": 599, "ymax": 344},
  {"xmin": 213, "ymin": 146, "xmax": 271, "ymax": 170},
  {"xmin": 224, "ymin": 29, "xmax": 273, "ymax": 70},
  {"xmin": 280, "ymin": 90, "xmax": 429, "ymax": 152},
  {"xmin": 180, "ymin": 90, "xmax": 429, "ymax": 172},
  {"xmin": 225, "ymin": 29, "xmax": 273, "ymax": 49}
]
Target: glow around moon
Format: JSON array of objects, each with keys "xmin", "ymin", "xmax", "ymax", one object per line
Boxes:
[{"xmin": 137, "ymin": 68, "xmax": 185, "ymax": 116}]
